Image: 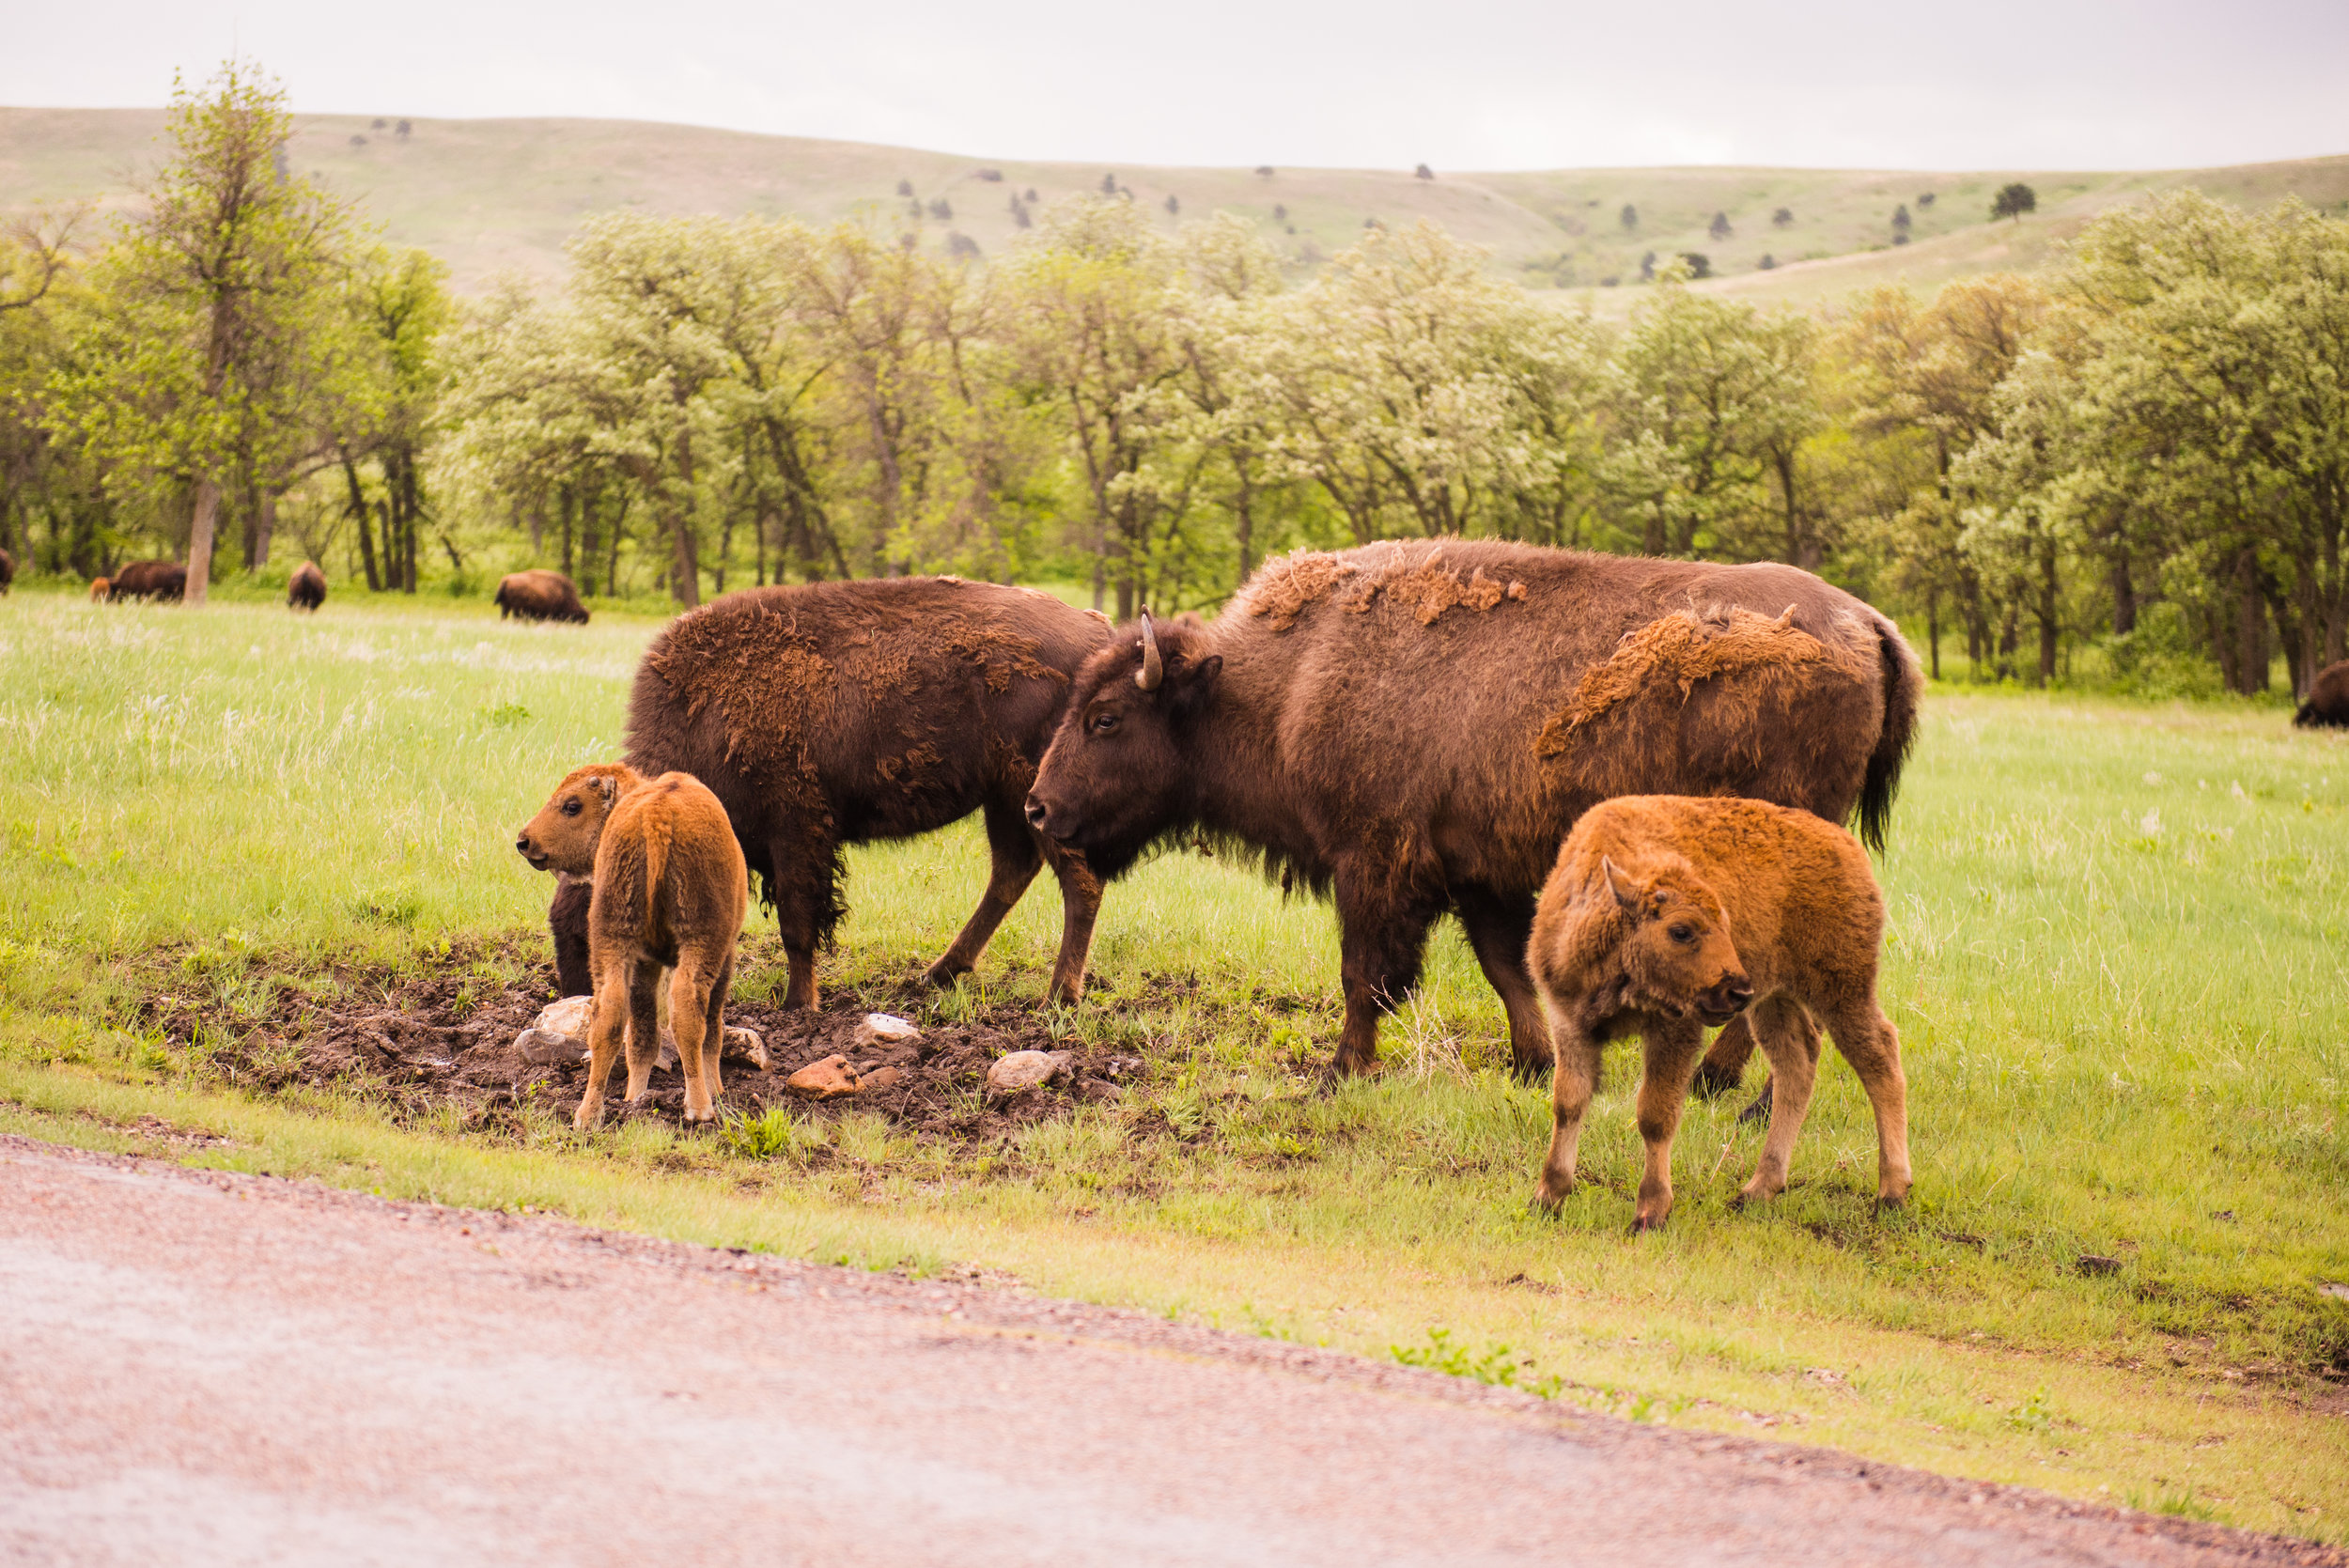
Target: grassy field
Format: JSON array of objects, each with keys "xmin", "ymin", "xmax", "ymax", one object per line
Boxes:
[
  {"xmin": 4, "ymin": 106, "xmax": 2346, "ymax": 304},
  {"xmin": 2, "ymin": 585, "xmax": 2346, "ymax": 1541}
]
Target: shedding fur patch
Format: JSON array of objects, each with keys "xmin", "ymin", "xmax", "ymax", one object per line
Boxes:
[
  {"xmin": 1536, "ymin": 604, "xmax": 1867, "ymax": 758},
  {"xmin": 1239, "ymin": 544, "xmax": 1528, "ymax": 631}
]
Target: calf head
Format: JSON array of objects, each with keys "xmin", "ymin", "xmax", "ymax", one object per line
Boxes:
[
  {"xmin": 1025, "ymin": 611, "xmax": 1221, "ymax": 878},
  {"xmin": 515, "ymin": 763, "xmax": 645, "ymax": 876},
  {"xmin": 1598, "ymin": 855, "xmax": 1751, "ymax": 1024}
]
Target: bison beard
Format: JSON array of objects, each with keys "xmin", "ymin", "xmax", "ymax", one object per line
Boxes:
[
  {"xmin": 1025, "ymin": 539, "xmax": 1921, "ymax": 1084},
  {"xmin": 548, "ymin": 578, "xmax": 1112, "ymax": 1011}
]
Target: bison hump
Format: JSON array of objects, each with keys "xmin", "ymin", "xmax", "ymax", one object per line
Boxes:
[{"xmin": 1237, "ymin": 542, "xmax": 1529, "ymax": 632}]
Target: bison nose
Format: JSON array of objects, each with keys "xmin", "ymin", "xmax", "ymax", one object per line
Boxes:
[
  {"xmin": 514, "ymin": 832, "xmax": 533, "ymax": 856},
  {"xmin": 1023, "ymin": 794, "xmax": 1050, "ymax": 831},
  {"xmin": 1719, "ymin": 977, "xmax": 1754, "ymax": 1009}
]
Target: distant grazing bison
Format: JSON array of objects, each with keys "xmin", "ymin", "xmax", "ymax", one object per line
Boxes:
[
  {"xmin": 550, "ymin": 578, "xmax": 1114, "ymax": 1013},
  {"xmin": 517, "ymin": 764, "xmax": 748, "ymax": 1129},
  {"xmin": 88, "ymin": 577, "xmax": 112, "ymax": 602},
  {"xmin": 494, "ymin": 569, "xmax": 588, "ymax": 624},
  {"xmin": 1024, "ymin": 539, "xmax": 1920, "ymax": 1083},
  {"xmin": 287, "ymin": 560, "xmax": 326, "ymax": 612},
  {"xmin": 0, "ymin": 547, "xmax": 13, "ymax": 595},
  {"xmin": 107, "ymin": 560, "xmax": 187, "ymax": 602},
  {"xmin": 1528, "ymin": 795, "xmax": 1912, "ymax": 1231},
  {"xmin": 2295, "ymin": 661, "xmax": 2349, "ymax": 728}
]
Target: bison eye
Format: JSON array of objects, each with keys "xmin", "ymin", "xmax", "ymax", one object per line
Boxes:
[
  {"xmin": 1667, "ymin": 924, "xmax": 1695, "ymax": 944},
  {"xmin": 1089, "ymin": 711, "xmax": 1121, "ymax": 736},
  {"xmin": 561, "ymin": 799, "xmax": 583, "ymax": 816}
]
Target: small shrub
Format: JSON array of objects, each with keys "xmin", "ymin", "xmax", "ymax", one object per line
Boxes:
[
  {"xmin": 1620, "ymin": 203, "xmax": 1638, "ymax": 230},
  {"xmin": 1759, "ymin": 254, "xmax": 1777, "ymax": 270},
  {"xmin": 1772, "ymin": 207, "xmax": 1794, "ymax": 226},
  {"xmin": 1254, "ymin": 164, "xmax": 1274, "ymax": 178},
  {"xmin": 1708, "ymin": 211, "xmax": 1732, "ymax": 241},
  {"xmin": 1679, "ymin": 252, "xmax": 1713, "ymax": 279},
  {"xmin": 973, "ymin": 167, "xmax": 1003, "ymax": 181}
]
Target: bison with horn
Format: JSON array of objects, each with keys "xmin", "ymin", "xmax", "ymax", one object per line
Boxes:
[{"xmin": 1024, "ymin": 539, "xmax": 1921, "ymax": 1084}]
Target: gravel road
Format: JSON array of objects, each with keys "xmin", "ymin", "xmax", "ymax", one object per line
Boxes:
[{"xmin": 1, "ymin": 1134, "xmax": 2335, "ymax": 1567}]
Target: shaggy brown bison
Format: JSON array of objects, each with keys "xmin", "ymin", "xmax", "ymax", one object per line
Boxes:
[
  {"xmin": 549, "ymin": 874, "xmax": 594, "ymax": 997},
  {"xmin": 1528, "ymin": 796, "xmax": 1912, "ymax": 1231},
  {"xmin": 1024, "ymin": 539, "xmax": 1920, "ymax": 1082},
  {"xmin": 550, "ymin": 578, "xmax": 1113, "ymax": 1013},
  {"xmin": 2295, "ymin": 661, "xmax": 2349, "ymax": 728},
  {"xmin": 106, "ymin": 560, "xmax": 186, "ymax": 602},
  {"xmin": 495, "ymin": 569, "xmax": 589, "ymax": 624},
  {"xmin": 0, "ymin": 547, "xmax": 13, "ymax": 595},
  {"xmin": 287, "ymin": 561, "xmax": 326, "ymax": 612},
  {"xmin": 517, "ymin": 764, "xmax": 749, "ymax": 1129}
]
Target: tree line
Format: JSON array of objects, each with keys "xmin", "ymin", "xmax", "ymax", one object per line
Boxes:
[{"xmin": 5, "ymin": 63, "xmax": 2346, "ymax": 695}]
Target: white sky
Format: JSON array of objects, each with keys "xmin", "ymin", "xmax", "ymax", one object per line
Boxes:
[{"xmin": 7, "ymin": 0, "xmax": 2344, "ymax": 172}]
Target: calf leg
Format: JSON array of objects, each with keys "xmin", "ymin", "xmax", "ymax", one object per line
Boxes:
[
  {"xmin": 1454, "ymin": 887, "xmax": 1552, "ymax": 1083},
  {"xmin": 574, "ymin": 955, "xmax": 633, "ymax": 1131},
  {"xmin": 925, "ymin": 800, "xmax": 1041, "ymax": 992},
  {"xmin": 702, "ymin": 953, "xmax": 737, "ymax": 1075},
  {"xmin": 1735, "ymin": 997, "xmax": 1822, "ymax": 1206},
  {"xmin": 1820, "ymin": 994, "xmax": 1913, "ymax": 1207},
  {"xmin": 669, "ymin": 948, "xmax": 723, "ymax": 1125},
  {"xmin": 1328, "ymin": 869, "xmax": 1441, "ymax": 1079},
  {"xmin": 1041, "ymin": 839, "xmax": 1103, "ymax": 1006},
  {"xmin": 1690, "ymin": 1014, "xmax": 1756, "ymax": 1097},
  {"xmin": 621, "ymin": 959, "xmax": 664, "ymax": 1105},
  {"xmin": 1532, "ymin": 1020, "xmax": 1604, "ymax": 1213},
  {"xmin": 1631, "ymin": 1017, "xmax": 1707, "ymax": 1232}
]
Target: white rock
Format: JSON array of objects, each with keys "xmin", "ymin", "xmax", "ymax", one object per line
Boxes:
[
  {"xmin": 855, "ymin": 1013, "xmax": 921, "ymax": 1049},
  {"xmin": 723, "ymin": 1025, "xmax": 768, "ymax": 1068},
  {"xmin": 986, "ymin": 1049, "xmax": 1073, "ymax": 1094}
]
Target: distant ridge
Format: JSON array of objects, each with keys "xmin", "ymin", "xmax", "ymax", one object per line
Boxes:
[{"xmin": 4, "ymin": 107, "xmax": 2344, "ymax": 305}]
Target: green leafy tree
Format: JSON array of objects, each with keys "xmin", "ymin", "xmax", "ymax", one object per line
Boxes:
[{"xmin": 1990, "ymin": 182, "xmax": 2037, "ymax": 223}]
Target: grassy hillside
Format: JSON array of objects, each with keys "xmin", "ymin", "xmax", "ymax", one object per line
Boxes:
[{"xmin": 3, "ymin": 107, "xmax": 2345, "ymax": 305}]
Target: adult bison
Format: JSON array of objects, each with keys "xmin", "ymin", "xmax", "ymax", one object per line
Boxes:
[
  {"xmin": 2294, "ymin": 661, "xmax": 2349, "ymax": 728},
  {"xmin": 287, "ymin": 561, "xmax": 327, "ymax": 612},
  {"xmin": 549, "ymin": 577, "xmax": 1113, "ymax": 1011},
  {"xmin": 0, "ymin": 546, "xmax": 14, "ymax": 595},
  {"xmin": 1024, "ymin": 539, "xmax": 1921, "ymax": 1082},
  {"xmin": 107, "ymin": 560, "xmax": 187, "ymax": 602},
  {"xmin": 495, "ymin": 569, "xmax": 588, "ymax": 624}
]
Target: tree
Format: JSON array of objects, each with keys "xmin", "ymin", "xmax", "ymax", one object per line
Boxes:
[
  {"xmin": 1414, "ymin": 164, "xmax": 1435, "ymax": 181},
  {"xmin": 1679, "ymin": 252, "xmax": 1712, "ymax": 280},
  {"xmin": 1620, "ymin": 204, "xmax": 1638, "ymax": 231},
  {"xmin": 47, "ymin": 60, "xmax": 356, "ymax": 605},
  {"xmin": 1892, "ymin": 204, "xmax": 1912, "ymax": 233},
  {"xmin": 1708, "ymin": 211, "xmax": 1732, "ymax": 242},
  {"xmin": 1990, "ymin": 182, "xmax": 2037, "ymax": 223}
]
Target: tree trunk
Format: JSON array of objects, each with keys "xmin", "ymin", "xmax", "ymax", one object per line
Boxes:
[
  {"xmin": 256, "ymin": 491, "xmax": 276, "ymax": 568},
  {"xmin": 2109, "ymin": 551, "xmax": 2135, "ymax": 635},
  {"xmin": 2035, "ymin": 533, "xmax": 2059, "ymax": 688},
  {"xmin": 185, "ymin": 477, "xmax": 220, "ymax": 606},
  {"xmin": 2234, "ymin": 550, "xmax": 2266, "ymax": 695},
  {"xmin": 1925, "ymin": 593, "xmax": 1942, "ymax": 682},
  {"xmin": 343, "ymin": 457, "xmax": 381, "ymax": 592}
]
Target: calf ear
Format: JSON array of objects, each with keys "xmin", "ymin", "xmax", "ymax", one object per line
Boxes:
[
  {"xmin": 587, "ymin": 774, "xmax": 619, "ymax": 809},
  {"xmin": 1600, "ymin": 855, "xmax": 1641, "ymax": 914}
]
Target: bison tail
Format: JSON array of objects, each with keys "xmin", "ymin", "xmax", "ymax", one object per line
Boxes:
[{"xmin": 1859, "ymin": 617, "xmax": 1923, "ymax": 854}]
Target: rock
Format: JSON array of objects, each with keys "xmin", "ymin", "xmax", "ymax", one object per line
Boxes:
[
  {"xmin": 860, "ymin": 1065, "xmax": 905, "ymax": 1091},
  {"xmin": 723, "ymin": 1026, "xmax": 768, "ymax": 1069},
  {"xmin": 986, "ymin": 1049, "xmax": 1073, "ymax": 1094},
  {"xmin": 786, "ymin": 1054, "xmax": 861, "ymax": 1099},
  {"xmin": 535, "ymin": 996, "xmax": 595, "ymax": 1038},
  {"xmin": 855, "ymin": 1013, "xmax": 921, "ymax": 1049},
  {"xmin": 515, "ymin": 1028, "xmax": 585, "ymax": 1066}
]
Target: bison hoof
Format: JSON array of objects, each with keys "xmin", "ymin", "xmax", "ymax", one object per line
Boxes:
[
  {"xmin": 1509, "ymin": 1054, "xmax": 1552, "ymax": 1087},
  {"xmin": 1873, "ymin": 1190, "xmax": 1909, "ymax": 1213},
  {"xmin": 1735, "ymin": 1080, "xmax": 1775, "ymax": 1126},
  {"xmin": 572, "ymin": 1104, "xmax": 604, "ymax": 1132},
  {"xmin": 1688, "ymin": 1061, "xmax": 1743, "ymax": 1100},
  {"xmin": 1528, "ymin": 1192, "xmax": 1565, "ymax": 1219},
  {"xmin": 1629, "ymin": 1214, "xmax": 1666, "ymax": 1234},
  {"xmin": 921, "ymin": 959, "xmax": 972, "ymax": 990}
]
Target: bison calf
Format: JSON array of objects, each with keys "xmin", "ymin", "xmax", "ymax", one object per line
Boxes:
[
  {"xmin": 88, "ymin": 577, "xmax": 112, "ymax": 602},
  {"xmin": 288, "ymin": 561, "xmax": 326, "ymax": 612},
  {"xmin": 1528, "ymin": 796, "xmax": 1912, "ymax": 1232},
  {"xmin": 517, "ymin": 764, "xmax": 748, "ymax": 1129}
]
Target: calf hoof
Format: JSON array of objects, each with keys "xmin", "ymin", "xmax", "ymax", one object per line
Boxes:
[
  {"xmin": 1735, "ymin": 1079, "xmax": 1775, "ymax": 1126},
  {"xmin": 1527, "ymin": 1188, "xmax": 1568, "ymax": 1219},
  {"xmin": 1873, "ymin": 1188, "xmax": 1910, "ymax": 1213},
  {"xmin": 1629, "ymin": 1213, "xmax": 1667, "ymax": 1234},
  {"xmin": 572, "ymin": 1103, "xmax": 604, "ymax": 1132}
]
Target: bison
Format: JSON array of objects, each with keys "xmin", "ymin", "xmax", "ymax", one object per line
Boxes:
[
  {"xmin": 517, "ymin": 764, "xmax": 748, "ymax": 1129},
  {"xmin": 550, "ymin": 577, "xmax": 1114, "ymax": 1013},
  {"xmin": 106, "ymin": 560, "xmax": 186, "ymax": 602},
  {"xmin": 1528, "ymin": 795, "xmax": 1912, "ymax": 1231},
  {"xmin": 1024, "ymin": 539, "xmax": 1920, "ymax": 1083},
  {"xmin": 549, "ymin": 874, "xmax": 594, "ymax": 997},
  {"xmin": 495, "ymin": 569, "xmax": 589, "ymax": 624},
  {"xmin": 2295, "ymin": 661, "xmax": 2349, "ymax": 728},
  {"xmin": 88, "ymin": 577, "xmax": 112, "ymax": 602},
  {"xmin": 287, "ymin": 561, "xmax": 327, "ymax": 612},
  {"xmin": 0, "ymin": 546, "xmax": 13, "ymax": 595}
]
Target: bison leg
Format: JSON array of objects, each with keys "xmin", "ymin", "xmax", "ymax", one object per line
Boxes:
[
  {"xmin": 1630, "ymin": 1017, "xmax": 1706, "ymax": 1233},
  {"xmin": 768, "ymin": 839, "xmax": 840, "ymax": 1012},
  {"xmin": 1454, "ymin": 887, "xmax": 1551, "ymax": 1083},
  {"xmin": 1820, "ymin": 995, "xmax": 1912, "ymax": 1208},
  {"xmin": 1689, "ymin": 1015, "xmax": 1756, "ymax": 1099},
  {"xmin": 926, "ymin": 800, "xmax": 1042, "ymax": 992},
  {"xmin": 1041, "ymin": 839, "xmax": 1101, "ymax": 1006},
  {"xmin": 549, "ymin": 877, "xmax": 594, "ymax": 998},
  {"xmin": 1328, "ymin": 873, "xmax": 1440, "ymax": 1079},
  {"xmin": 669, "ymin": 948, "xmax": 724, "ymax": 1125},
  {"xmin": 1734, "ymin": 997, "xmax": 1823, "ymax": 1208},
  {"xmin": 1532, "ymin": 1022, "xmax": 1604, "ymax": 1214},
  {"xmin": 621, "ymin": 960, "xmax": 664, "ymax": 1105},
  {"xmin": 575, "ymin": 958, "xmax": 634, "ymax": 1131}
]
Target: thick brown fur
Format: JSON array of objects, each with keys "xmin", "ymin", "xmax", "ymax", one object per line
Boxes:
[
  {"xmin": 494, "ymin": 569, "xmax": 589, "ymax": 624},
  {"xmin": 1528, "ymin": 796, "xmax": 1912, "ymax": 1231},
  {"xmin": 554, "ymin": 577, "xmax": 1114, "ymax": 1013},
  {"xmin": 516, "ymin": 764, "xmax": 749, "ymax": 1129},
  {"xmin": 1026, "ymin": 538, "xmax": 1921, "ymax": 1082},
  {"xmin": 287, "ymin": 561, "xmax": 326, "ymax": 612},
  {"xmin": 106, "ymin": 561, "xmax": 187, "ymax": 602},
  {"xmin": 2294, "ymin": 660, "xmax": 2349, "ymax": 728},
  {"xmin": 549, "ymin": 874, "xmax": 594, "ymax": 997},
  {"xmin": 88, "ymin": 577, "xmax": 111, "ymax": 602},
  {"xmin": 0, "ymin": 547, "xmax": 13, "ymax": 595}
]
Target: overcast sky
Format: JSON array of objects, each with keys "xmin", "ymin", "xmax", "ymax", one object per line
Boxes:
[{"xmin": 8, "ymin": 0, "xmax": 2344, "ymax": 172}]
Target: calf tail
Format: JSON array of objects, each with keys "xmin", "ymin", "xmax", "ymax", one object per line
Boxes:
[{"xmin": 1859, "ymin": 615, "xmax": 1923, "ymax": 854}]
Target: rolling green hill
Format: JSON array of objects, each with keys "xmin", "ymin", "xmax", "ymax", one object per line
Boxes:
[{"xmin": 4, "ymin": 106, "xmax": 2345, "ymax": 307}]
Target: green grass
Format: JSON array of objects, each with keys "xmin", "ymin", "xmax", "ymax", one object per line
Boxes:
[
  {"xmin": 5, "ymin": 107, "xmax": 2346, "ymax": 301},
  {"xmin": 2, "ymin": 584, "xmax": 2346, "ymax": 1541}
]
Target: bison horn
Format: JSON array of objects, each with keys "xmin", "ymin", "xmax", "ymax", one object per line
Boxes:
[{"xmin": 1135, "ymin": 610, "xmax": 1164, "ymax": 692}]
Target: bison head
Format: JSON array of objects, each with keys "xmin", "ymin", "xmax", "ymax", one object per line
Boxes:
[
  {"xmin": 1024, "ymin": 611, "xmax": 1221, "ymax": 878},
  {"xmin": 1598, "ymin": 855, "xmax": 1752, "ymax": 1025},
  {"xmin": 515, "ymin": 763, "xmax": 645, "ymax": 877}
]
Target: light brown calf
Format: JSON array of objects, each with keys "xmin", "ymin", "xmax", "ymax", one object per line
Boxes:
[
  {"xmin": 516, "ymin": 764, "xmax": 748, "ymax": 1129},
  {"xmin": 1527, "ymin": 795, "xmax": 1912, "ymax": 1232}
]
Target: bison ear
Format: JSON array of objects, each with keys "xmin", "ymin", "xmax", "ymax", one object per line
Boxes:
[
  {"xmin": 1166, "ymin": 653, "xmax": 1221, "ymax": 716},
  {"xmin": 1601, "ymin": 856, "xmax": 1641, "ymax": 915}
]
